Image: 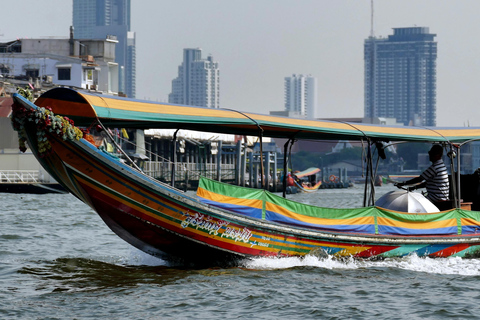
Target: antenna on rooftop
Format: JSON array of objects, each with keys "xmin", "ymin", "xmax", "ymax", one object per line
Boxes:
[{"xmin": 370, "ymin": 0, "xmax": 375, "ymax": 38}]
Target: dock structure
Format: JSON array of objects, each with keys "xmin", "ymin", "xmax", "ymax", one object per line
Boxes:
[
  {"xmin": 0, "ymin": 170, "xmax": 48, "ymax": 183},
  {"xmin": 0, "ymin": 169, "xmax": 66, "ymax": 193},
  {"xmin": 141, "ymin": 132, "xmax": 281, "ymax": 191}
]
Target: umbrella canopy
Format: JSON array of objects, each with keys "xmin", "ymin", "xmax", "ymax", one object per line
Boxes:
[{"xmin": 375, "ymin": 190, "xmax": 440, "ymax": 213}]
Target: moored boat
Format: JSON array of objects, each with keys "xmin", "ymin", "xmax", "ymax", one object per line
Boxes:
[{"xmin": 10, "ymin": 88, "xmax": 480, "ymax": 263}]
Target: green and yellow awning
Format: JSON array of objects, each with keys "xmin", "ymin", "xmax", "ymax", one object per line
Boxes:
[{"xmin": 35, "ymin": 88, "xmax": 480, "ymax": 143}]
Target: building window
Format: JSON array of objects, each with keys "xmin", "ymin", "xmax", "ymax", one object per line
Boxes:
[
  {"xmin": 85, "ymin": 69, "xmax": 93, "ymax": 81},
  {"xmin": 26, "ymin": 69, "xmax": 39, "ymax": 78},
  {"xmin": 58, "ymin": 68, "xmax": 71, "ymax": 81}
]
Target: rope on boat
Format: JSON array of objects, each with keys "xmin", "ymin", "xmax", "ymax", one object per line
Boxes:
[
  {"xmin": 96, "ymin": 119, "xmax": 143, "ymax": 172},
  {"xmin": 92, "ymin": 95, "xmax": 142, "ymax": 172}
]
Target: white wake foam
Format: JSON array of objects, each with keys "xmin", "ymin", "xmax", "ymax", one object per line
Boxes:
[{"xmin": 243, "ymin": 254, "xmax": 480, "ymax": 276}]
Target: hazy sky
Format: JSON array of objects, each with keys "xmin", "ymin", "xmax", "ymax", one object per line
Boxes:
[{"xmin": 1, "ymin": 0, "xmax": 479, "ymax": 127}]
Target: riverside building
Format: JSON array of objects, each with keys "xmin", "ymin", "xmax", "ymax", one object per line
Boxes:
[{"xmin": 0, "ymin": 32, "xmax": 118, "ymax": 95}]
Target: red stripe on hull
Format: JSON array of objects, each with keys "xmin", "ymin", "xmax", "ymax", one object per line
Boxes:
[
  {"xmin": 429, "ymin": 244, "xmax": 471, "ymax": 257},
  {"xmin": 354, "ymin": 245, "xmax": 401, "ymax": 258}
]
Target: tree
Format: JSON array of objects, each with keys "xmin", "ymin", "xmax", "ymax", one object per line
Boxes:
[
  {"xmin": 290, "ymin": 151, "xmax": 320, "ymax": 170},
  {"xmin": 322, "ymin": 147, "xmax": 363, "ymax": 166}
]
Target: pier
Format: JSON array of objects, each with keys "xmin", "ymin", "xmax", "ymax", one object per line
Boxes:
[
  {"xmin": 140, "ymin": 134, "xmax": 282, "ymax": 191},
  {"xmin": 0, "ymin": 169, "xmax": 66, "ymax": 193}
]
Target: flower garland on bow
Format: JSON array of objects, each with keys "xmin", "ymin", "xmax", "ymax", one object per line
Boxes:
[{"xmin": 11, "ymin": 101, "xmax": 84, "ymax": 157}]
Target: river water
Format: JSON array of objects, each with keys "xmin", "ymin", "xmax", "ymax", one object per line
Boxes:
[{"xmin": 2, "ymin": 185, "xmax": 480, "ymax": 319}]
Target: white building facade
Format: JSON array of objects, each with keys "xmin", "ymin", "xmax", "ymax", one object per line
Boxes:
[
  {"xmin": 284, "ymin": 74, "xmax": 318, "ymax": 120},
  {"xmin": 0, "ymin": 37, "xmax": 118, "ymax": 94},
  {"xmin": 169, "ymin": 48, "xmax": 220, "ymax": 108}
]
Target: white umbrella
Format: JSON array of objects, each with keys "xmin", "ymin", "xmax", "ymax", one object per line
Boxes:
[{"xmin": 375, "ymin": 190, "xmax": 440, "ymax": 213}]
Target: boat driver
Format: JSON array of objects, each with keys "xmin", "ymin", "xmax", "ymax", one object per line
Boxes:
[{"xmin": 395, "ymin": 144, "xmax": 450, "ymax": 209}]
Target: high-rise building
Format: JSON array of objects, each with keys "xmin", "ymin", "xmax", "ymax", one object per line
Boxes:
[
  {"xmin": 169, "ymin": 48, "xmax": 220, "ymax": 108},
  {"xmin": 73, "ymin": 0, "xmax": 136, "ymax": 98},
  {"xmin": 364, "ymin": 27, "xmax": 437, "ymax": 126},
  {"xmin": 284, "ymin": 74, "xmax": 318, "ymax": 120}
]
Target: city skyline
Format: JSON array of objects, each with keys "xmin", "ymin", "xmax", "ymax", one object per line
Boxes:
[
  {"xmin": 365, "ymin": 27, "xmax": 437, "ymax": 126},
  {"xmin": 284, "ymin": 74, "xmax": 318, "ymax": 120},
  {"xmin": 1, "ymin": 0, "xmax": 480, "ymax": 127},
  {"xmin": 72, "ymin": 0, "xmax": 136, "ymax": 98},
  {"xmin": 169, "ymin": 48, "xmax": 220, "ymax": 108}
]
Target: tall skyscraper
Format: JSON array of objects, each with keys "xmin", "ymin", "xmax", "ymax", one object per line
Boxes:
[
  {"xmin": 284, "ymin": 74, "xmax": 318, "ymax": 120},
  {"xmin": 169, "ymin": 48, "xmax": 220, "ymax": 108},
  {"xmin": 73, "ymin": 0, "xmax": 136, "ymax": 98},
  {"xmin": 364, "ymin": 27, "xmax": 437, "ymax": 126}
]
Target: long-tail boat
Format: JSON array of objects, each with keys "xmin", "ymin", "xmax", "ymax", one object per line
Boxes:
[
  {"xmin": 289, "ymin": 167, "xmax": 323, "ymax": 192},
  {"xmin": 10, "ymin": 88, "xmax": 480, "ymax": 263}
]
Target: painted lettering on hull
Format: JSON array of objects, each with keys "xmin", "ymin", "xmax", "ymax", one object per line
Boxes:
[{"xmin": 180, "ymin": 211, "xmax": 253, "ymax": 244}]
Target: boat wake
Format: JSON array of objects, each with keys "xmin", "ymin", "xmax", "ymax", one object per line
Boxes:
[
  {"xmin": 118, "ymin": 248, "xmax": 169, "ymax": 266},
  {"xmin": 242, "ymin": 254, "xmax": 480, "ymax": 276},
  {"xmin": 120, "ymin": 248, "xmax": 480, "ymax": 276}
]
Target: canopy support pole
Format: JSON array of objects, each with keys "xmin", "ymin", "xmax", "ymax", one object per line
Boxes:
[
  {"xmin": 241, "ymin": 136, "xmax": 247, "ymax": 187},
  {"xmin": 282, "ymin": 138, "xmax": 293, "ymax": 198},
  {"xmin": 363, "ymin": 140, "xmax": 372, "ymax": 207},
  {"xmin": 259, "ymin": 133, "xmax": 265, "ymax": 189},
  {"xmin": 448, "ymin": 144, "xmax": 458, "ymax": 209},
  {"xmin": 370, "ymin": 147, "xmax": 381, "ymax": 206},
  {"xmin": 456, "ymin": 145, "xmax": 462, "ymax": 209},
  {"xmin": 171, "ymin": 129, "xmax": 179, "ymax": 187},
  {"xmin": 216, "ymin": 140, "xmax": 223, "ymax": 182}
]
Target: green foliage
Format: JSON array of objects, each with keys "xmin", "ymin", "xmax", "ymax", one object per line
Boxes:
[
  {"xmin": 289, "ymin": 142, "xmax": 432, "ymax": 172},
  {"xmin": 291, "ymin": 147, "xmax": 364, "ymax": 170},
  {"xmin": 291, "ymin": 151, "xmax": 320, "ymax": 170},
  {"xmin": 17, "ymin": 86, "xmax": 34, "ymax": 102},
  {"xmin": 324, "ymin": 147, "xmax": 363, "ymax": 165}
]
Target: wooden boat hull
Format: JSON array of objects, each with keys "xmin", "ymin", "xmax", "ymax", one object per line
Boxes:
[
  {"xmin": 21, "ymin": 128, "xmax": 480, "ymax": 262},
  {"xmin": 12, "ymin": 93, "xmax": 480, "ymax": 263}
]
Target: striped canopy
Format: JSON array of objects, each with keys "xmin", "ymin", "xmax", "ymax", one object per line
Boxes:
[
  {"xmin": 34, "ymin": 88, "xmax": 480, "ymax": 143},
  {"xmin": 294, "ymin": 167, "xmax": 321, "ymax": 178}
]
